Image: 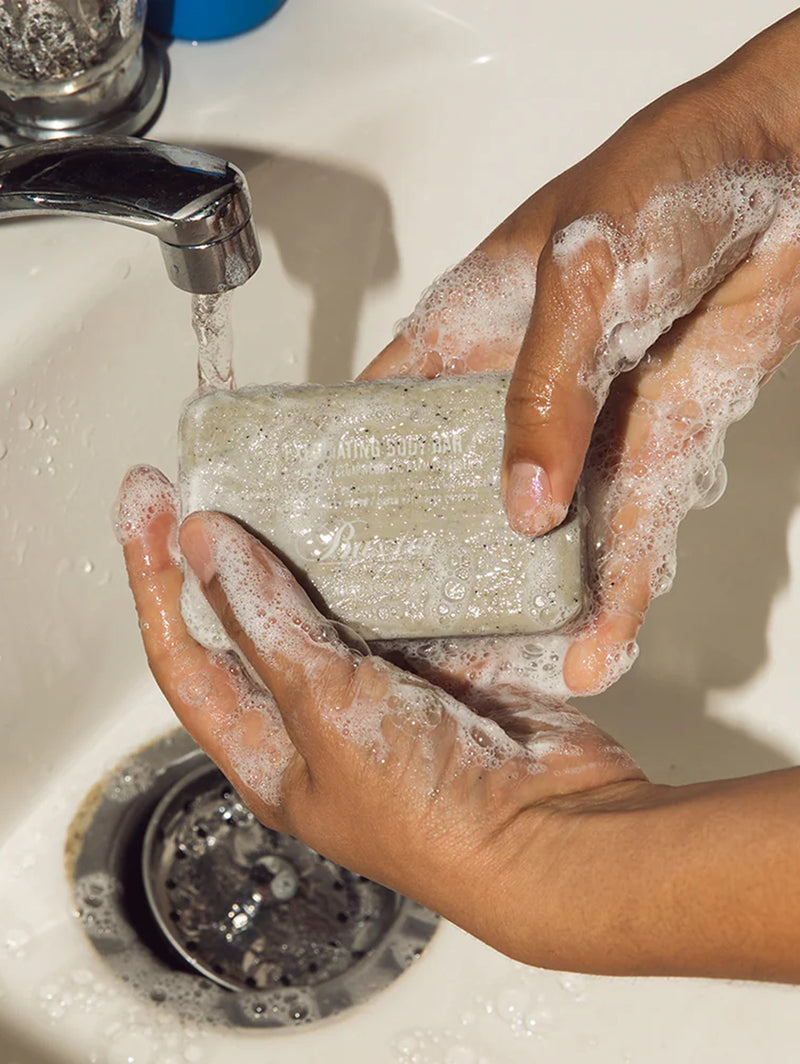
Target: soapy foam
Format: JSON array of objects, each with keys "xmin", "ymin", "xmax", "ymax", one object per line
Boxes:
[
  {"xmin": 70, "ymin": 872, "xmax": 219, "ymax": 1035},
  {"xmin": 114, "ymin": 464, "xmax": 179, "ymax": 562},
  {"xmin": 205, "ymin": 651, "xmax": 293, "ymax": 809},
  {"xmin": 391, "ymin": 161, "xmax": 800, "ymax": 694},
  {"xmin": 115, "ymin": 469, "xmax": 295, "ymax": 806},
  {"xmin": 394, "ymin": 250, "xmax": 537, "ymax": 375},
  {"xmin": 549, "ymin": 164, "xmax": 793, "ymax": 407},
  {"xmin": 184, "ymin": 512, "xmax": 597, "ymax": 782}
]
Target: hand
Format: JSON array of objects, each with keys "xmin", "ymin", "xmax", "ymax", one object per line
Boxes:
[
  {"xmin": 116, "ymin": 465, "xmax": 643, "ymax": 963},
  {"xmin": 118, "ymin": 465, "xmax": 800, "ymax": 981},
  {"xmin": 362, "ymin": 12, "xmax": 800, "ymax": 695}
]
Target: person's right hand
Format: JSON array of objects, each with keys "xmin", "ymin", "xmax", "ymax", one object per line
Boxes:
[{"xmin": 362, "ymin": 12, "xmax": 800, "ymax": 697}]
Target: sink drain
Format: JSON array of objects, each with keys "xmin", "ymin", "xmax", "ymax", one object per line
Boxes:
[
  {"xmin": 67, "ymin": 730, "xmax": 439, "ymax": 1028},
  {"xmin": 144, "ymin": 762, "xmax": 408, "ymax": 993}
]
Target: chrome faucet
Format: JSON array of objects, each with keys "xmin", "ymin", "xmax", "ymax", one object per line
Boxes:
[{"xmin": 0, "ymin": 136, "xmax": 261, "ymax": 293}]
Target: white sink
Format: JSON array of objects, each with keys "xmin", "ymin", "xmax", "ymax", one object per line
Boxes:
[{"xmin": 2, "ymin": 0, "xmax": 800, "ymax": 1060}]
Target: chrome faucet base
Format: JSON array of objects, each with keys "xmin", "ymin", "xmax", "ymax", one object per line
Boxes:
[{"xmin": 0, "ymin": 34, "xmax": 166, "ymax": 148}]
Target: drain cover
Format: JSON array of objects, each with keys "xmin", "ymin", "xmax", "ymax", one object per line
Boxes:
[
  {"xmin": 67, "ymin": 730, "xmax": 439, "ymax": 1028},
  {"xmin": 143, "ymin": 763, "xmax": 403, "ymax": 993}
]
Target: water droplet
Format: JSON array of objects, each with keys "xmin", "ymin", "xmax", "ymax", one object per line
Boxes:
[
  {"xmin": 18, "ymin": 414, "xmax": 32, "ymax": 431},
  {"xmin": 82, "ymin": 559, "xmax": 95, "ymax": 575},
  {"xmin": 32, "ymin": 413, "xmax": 47, "ymax": 431},
  {"xmin": 5, "ymin": 927, "xmax": 30, "ymax": 956}
]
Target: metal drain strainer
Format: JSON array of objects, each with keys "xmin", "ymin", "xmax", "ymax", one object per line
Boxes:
[
  {"xmin": 67, "ymin": 730, "xmax": 439, "ymax": 1028},
  {"xmin": 143, "ymin": 763, "xmax": 401, "ymax": 993}
]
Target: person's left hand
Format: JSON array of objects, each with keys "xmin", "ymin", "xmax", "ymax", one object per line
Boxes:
[{"xmin": 117, "ymin": 464, "xmax": 644, "ymax": 963}]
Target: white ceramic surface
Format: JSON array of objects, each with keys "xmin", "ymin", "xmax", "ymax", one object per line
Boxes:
[{"xmin": 1, "ymin": 1, "xmax": 799, "ymax": 1061}]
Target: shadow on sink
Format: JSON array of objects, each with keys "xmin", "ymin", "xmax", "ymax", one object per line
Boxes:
[
  {"xmin": 197, "ymin": 142, "xmax": 400, "ymax": 386},
  {"xmin": 588, "ymin": 347, "xmax": 800, "ymax": 781}
]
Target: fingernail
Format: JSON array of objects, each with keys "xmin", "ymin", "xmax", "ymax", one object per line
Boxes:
[
  {"xmin": 180, "ymin": 516, "xmax": 218, "ymax": 586},
  {"xmin": 114, "ymin": 465, "xmax": 176, "ymax": 546},
  {"xmin": 504, "ymin": 461, "xmax": 564, "ymax": 536},
  {"xmin": 564, "ymin": 615, "xmax": 640, "ymax": 695}
]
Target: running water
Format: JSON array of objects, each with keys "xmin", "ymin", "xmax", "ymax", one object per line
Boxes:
[{"xmin": 192, "ymin": 292, "xmax": 235, "ymax": 391}]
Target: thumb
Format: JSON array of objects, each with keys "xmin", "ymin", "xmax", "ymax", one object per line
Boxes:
[{"xmin": 502, "ymin": 229, "xmax": 615, "ymax": 536}]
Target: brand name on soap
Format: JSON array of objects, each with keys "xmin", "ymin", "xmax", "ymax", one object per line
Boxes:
[
  {"xmin": 341, "ymin": 430, "xmax": 464, "ymax": 460},
  {"xmin": 315, "ymin": 521, "xmax": 434, "ymax": 563},
  {"xmin": 282, "ymin": 429, "xmax": 466, "ymax": 464}
]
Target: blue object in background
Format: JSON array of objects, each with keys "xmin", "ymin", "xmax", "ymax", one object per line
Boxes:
[{"xmin": 147, "ymin": 0, "xmax": 285, "ymax": 41}]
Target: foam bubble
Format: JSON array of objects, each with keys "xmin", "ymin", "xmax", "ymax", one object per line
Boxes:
[{"xmin": 393, "ymin": 250, "xmax": 536, "ymax": 376}]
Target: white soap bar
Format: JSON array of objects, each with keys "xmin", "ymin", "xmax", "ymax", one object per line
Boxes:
[{"xmin": 179, "ymin": 374, "xmax": 584, "ymax": 641}]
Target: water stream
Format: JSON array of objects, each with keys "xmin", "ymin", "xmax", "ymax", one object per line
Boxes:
[{"xmin": 192, "ymin": 292, "xmax": 235, "ymax": 392}]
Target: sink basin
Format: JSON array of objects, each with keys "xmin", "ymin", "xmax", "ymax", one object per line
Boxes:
[{"xmin": 2, "ymin": 0, "xmax": 800, "ymax": 1060}]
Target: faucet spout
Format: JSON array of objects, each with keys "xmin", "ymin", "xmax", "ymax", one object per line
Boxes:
[{"xmin": 0, "ymin": 136, "xmax": 261, "ymax": 293}]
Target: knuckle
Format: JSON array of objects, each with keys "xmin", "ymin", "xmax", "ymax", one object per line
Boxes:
[
  {"xmin": 148, "ymin": 633, "xmax": 193, "ymax": 680},
  {"xmin": 548, "ymin": 218, "xmax": 618, "ymax": 307},
  {"xmin": 505, "ymin": 371, "xmax": 572, "ymax": 435},
  {"xmin": 346, "ymin": 655, "xmax": 389, "ymax": 707}
]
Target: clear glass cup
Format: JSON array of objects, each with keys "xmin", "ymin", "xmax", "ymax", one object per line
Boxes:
[{"xmin": 0, "ymin": 1, "xmax": 163, "ymax": 143}]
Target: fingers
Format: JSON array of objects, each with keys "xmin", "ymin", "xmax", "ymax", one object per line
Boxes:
[
  {"xmin": 179, "ymin": 511, "xmax": 556, "ymax": 806},
  {"xmin": 502, "ymin": 233, "xmax": 608, "ymax": 536},
  {"xmin": 563, "ymin": 238, "xmax": 800, "ymax": 691},
  {"xmin": 501, "ymin": 164, "xmax": 784, "ymax": 538},
  {"xmin": 117, "ymin": 466, "xmax": 295, "ymax": 810},
  {"xmin": 393, "ymin": 238, "xmax": 798, "ymax": 699},
  {"xmin": 380, "ymin": 636, "xmax": 644, "ymax": 793},
  {"xmin": 179, "ymin": 511, "xmax": 361, "ymax": 750},
  {"xmin": 358, "ymin": 335, "xmax": 428, "ymax": 381},
  {"xmin": 118, "ymin": 465, "xmax": 217, "ymax": 712},
  {"xmin": 502, "ymin": 211, "xmax": 667, "ymax": 538},
  {"xmin": 178, "ymin": 512, "xmax": 596, "ymax": 774}
]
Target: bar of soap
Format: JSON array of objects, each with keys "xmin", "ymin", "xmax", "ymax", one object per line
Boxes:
[{"xmin": 179, "ymin": 374, "xmax": 584, "ymax": 641}]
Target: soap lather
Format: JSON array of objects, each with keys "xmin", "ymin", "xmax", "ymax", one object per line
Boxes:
[{"xmin": 179, "ymin": 373, "xmax": 585, "ymax": 643}]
